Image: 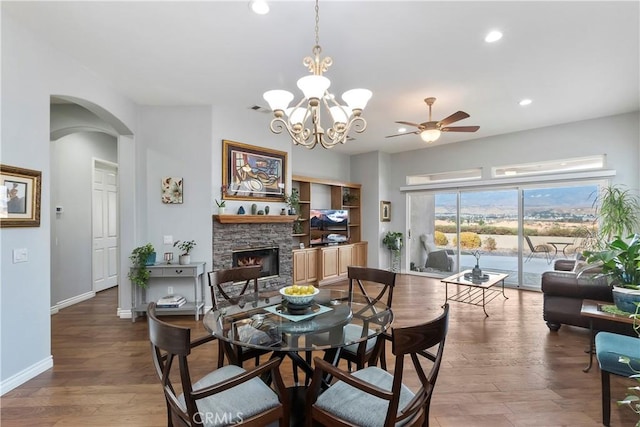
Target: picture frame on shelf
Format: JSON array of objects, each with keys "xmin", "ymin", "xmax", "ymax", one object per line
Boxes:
[
  {"xmin": 161, "ymin": 177, "xmax": 183, "ymax": 204},
  {"xmin": 0, "ymin": 164, "xmax": 42, "ymax": 228},
  {"xmin": 380, "ymin": 200, "xmax": 391, "ymax": 222},
  {"xmin": 222, "ymin": 140, "xmax": 287, "ymax": 202}
]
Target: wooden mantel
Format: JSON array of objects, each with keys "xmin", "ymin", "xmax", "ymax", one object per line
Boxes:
[{"xmin": 213, "ymin": 214, "xmax": 298, "ymax": 224}]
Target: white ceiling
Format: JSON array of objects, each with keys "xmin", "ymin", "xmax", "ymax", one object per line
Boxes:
[{"xmin": 4, "ymin": 1, "xmax": 639, "ymax": 155}]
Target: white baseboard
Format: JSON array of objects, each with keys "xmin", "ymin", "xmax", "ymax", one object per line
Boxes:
[
  {"xmin": 1, "ymin": 356, "xmax": 53, "ymax": 396},
  {"xmin": 118, "ymin": 308, "xmax": 132, "ymax": 319},
  {"xmin": 51, "ymin": 291, "xmax": 95, "ymax": 314}
]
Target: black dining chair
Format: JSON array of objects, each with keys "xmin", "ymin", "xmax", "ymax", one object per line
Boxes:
[
  {"xmin": 306, "ymin": 304, "xmax": 450, "ymax": 427},
  {"xmin": 341, "ymin": 266, "xmax": 397, "ymax": 371},
  {"xmin": 147, "ymin": 302, "xmax": 289, "ymax": 427},
  {"xmin": 208, "ymin": 265, "xmax": 270, "ymax": 368},
  {"xmin": 304, "ymin": 266, "xmax": 396, "ymax": 375}
]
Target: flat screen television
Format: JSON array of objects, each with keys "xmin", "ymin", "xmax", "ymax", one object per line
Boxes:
[{"xmin": 309, "ymin": 209, "xmax": 349, "ymax": 246}]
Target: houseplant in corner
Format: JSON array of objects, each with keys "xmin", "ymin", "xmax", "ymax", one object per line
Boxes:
[
  {"xmin": 174, "ymin": 240, "xmax": 196, "ymax": 265},
  {"xmin": 128, "ymin": 243, "xmax": 156, "ymax": 289},
  {"xmin": 383, "ymin": 231, "xmax": 403, "ymax": 272},
  {"xmin": 584, "ymin": 233, "xmax": 640, "ymax": 313},
  {"xmin": 593, "ymin": 184, "xmax": 640, "ymax": 249}
]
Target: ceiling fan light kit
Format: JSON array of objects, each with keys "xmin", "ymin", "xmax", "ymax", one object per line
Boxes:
[
  {"xmin": 262, "ymin": 0, "xmax": 371, "ymax": 149},
  {"xmin": 386, "ymin": 97, "xmax": 480, "ymax": 143},
  {"xmin": 421, "ymin": 128, "xmax": 441, "ymax": 143}
]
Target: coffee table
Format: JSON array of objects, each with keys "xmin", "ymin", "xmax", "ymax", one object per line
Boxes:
[
  {"xmin": 580, "ymin": 299, "xmax": 637, "ymax": 372},
  {"xmin": 441, "ymin": 270, "xmax": 509, "ymax": 317}
]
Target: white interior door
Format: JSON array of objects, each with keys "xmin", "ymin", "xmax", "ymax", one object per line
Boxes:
[{"xmin": 93, "ymin": 161, "xmax": 119, "ymax": 292}]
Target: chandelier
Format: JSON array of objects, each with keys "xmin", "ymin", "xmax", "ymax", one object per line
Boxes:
[{"xmin": 262, "ymin": 0, "xmax": 372, "ymax": 149}]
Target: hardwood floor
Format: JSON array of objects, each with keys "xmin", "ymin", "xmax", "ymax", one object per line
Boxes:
[{"xmin": 2, "ymin": 274, "xmax": 637, "ymax": 426}]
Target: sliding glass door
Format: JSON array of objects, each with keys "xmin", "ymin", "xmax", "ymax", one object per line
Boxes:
[{"xmin": 407, "ymin": 182, "xmax": 600, "ymax": 289}]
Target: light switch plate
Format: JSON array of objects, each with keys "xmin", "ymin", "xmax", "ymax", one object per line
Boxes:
[
  {"xmin": 13, "ymin": 248, "xmax": 28, "ymax": 263},
  {"xmin": 163, "ymin": 235, "xmax": 173, "ymax": 245}
]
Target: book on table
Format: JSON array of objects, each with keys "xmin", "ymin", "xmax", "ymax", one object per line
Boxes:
[{"xmin": 157, "ymin": 295, "xmax": 186, "ymax": 308}]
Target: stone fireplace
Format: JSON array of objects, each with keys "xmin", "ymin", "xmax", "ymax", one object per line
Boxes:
[{"xmin": 212, "ymin": 215, "xmax": 294, "ymax": 290}]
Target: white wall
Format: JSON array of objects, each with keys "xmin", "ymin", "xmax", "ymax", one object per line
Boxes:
[
  {"xmin": 135, "ymin": 106, "xmax": 214, "ymax": 303},
  {"xmin": 50, "ymin": 132, "xmax": 117, "ymax": 305},
  {"xmin": 1, "ymin": 12, "xmax": 136, "ymax": 393}
]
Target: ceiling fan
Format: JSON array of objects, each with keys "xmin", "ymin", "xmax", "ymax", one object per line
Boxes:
[{"xmin": 386, "ymin": 97, "xmax": 479, "ymax": 143}]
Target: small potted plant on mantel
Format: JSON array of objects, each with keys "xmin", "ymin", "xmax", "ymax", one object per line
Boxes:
[
  {"xmin": 215, "ymin": 199, "xmax": 226, "ymax": 215},
  {"xmin": 174, "ymin": 240, "xmax": 196, "ymax": 265}
]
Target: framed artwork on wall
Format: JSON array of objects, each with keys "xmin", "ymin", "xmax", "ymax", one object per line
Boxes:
[
  {"xmin": 0, "ymin": 164, "xmax": 42, "ymax": 228},
  {"xmin": 162, "ymin": 177, "xmax": 183, "ymax": 204},
  {"xmin": 380, "ymin": 200, "xmax": 391, "ymax": 222},
  {"xmin": 222, "ymin": 139, "xmax": 287, "ymax": 201}
]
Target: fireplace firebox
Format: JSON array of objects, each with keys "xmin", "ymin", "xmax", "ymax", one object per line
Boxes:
[{"xmin": 232, "ymin": 247, "xmax": 279, "ymax": 278}]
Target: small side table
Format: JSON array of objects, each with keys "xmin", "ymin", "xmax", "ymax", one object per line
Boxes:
[
  {"xmin": 547, "ymin": 241, "xmax": 571, "ymax": 258},
  {"xmin": 579, "ymin": 299, "xmax": 636, "ymax": 372}
]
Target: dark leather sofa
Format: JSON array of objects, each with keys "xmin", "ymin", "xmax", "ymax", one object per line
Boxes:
[{"xmin": 541, "ymin": 259, "xmax": 635, "ymax": 335}]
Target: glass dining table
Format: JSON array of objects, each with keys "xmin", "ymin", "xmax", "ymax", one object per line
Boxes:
[{"xmin": 202, "ymin": 287, "xmax": 393, "ymax": 426}]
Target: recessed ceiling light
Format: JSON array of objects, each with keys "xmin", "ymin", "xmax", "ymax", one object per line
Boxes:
[
  {"xmin": 398, "ymin": 127, "xmax": 407, "ymax": 133},
  {"xmin": 485, "ymin": 30, "xmax": 503, "ymax": 43},
  {"xmin": 519, "ymin": 99, "xmax": 533, "ymax": 106},
  {"xmin": 249, "ymin": 0, "xmax": 269, "ymax": 15}
]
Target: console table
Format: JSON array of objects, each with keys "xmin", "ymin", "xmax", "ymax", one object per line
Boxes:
[{"xmin": 131, "ymin": 262, "xmax": 206, "ymax": 322}]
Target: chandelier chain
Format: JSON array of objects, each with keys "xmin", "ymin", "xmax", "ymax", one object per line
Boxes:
[{"xmin": 314, "ymin": 0, "xmax": 320, "ymax": 47}]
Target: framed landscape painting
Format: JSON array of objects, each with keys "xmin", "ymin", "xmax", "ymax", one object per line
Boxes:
[
  {"xmin": 222, "ymin": 140, "xmax": 287, "ymax": 201},
  {"xmin": 1, "ymin": 164, "xmax": 42, "ymax": 228}
]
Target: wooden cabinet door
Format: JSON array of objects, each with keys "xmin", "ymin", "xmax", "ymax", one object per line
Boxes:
[
  {"xmin": 338, "ymin": 245, "xmax": 353, "ymax": 276},
  {"xmin": 293, "ymin": 250, "xmax": 307, "ymax": 285},
  {"xmin": 321, "ymin": 247, "xmax": 339, "ymax": 281},
  {"xmin": 306, "ymin": 249, "xmax": 318, "ymax": 283},
  {"xmin": 353, "ymin": 242, "xmax": 368, "ymax": 267}
]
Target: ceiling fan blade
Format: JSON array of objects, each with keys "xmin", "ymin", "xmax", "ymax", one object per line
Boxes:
[
  {"xmin": 438, "ymin": 111, "xmax": 470, "ymax": 127},
  {"xmin": 385, "ymin": 131, "xmax": 420, "ymax": 138},
  {"xmin": 441, "ymin": 125, "xmax": 480, "ymax": 132},
  {"xmin": 395, "ymin": 121, "xmax": 422, "ymax": 128}
]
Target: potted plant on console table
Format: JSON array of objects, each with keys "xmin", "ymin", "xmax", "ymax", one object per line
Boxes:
[
  {"xmin": 128, "ymin": 243, "xmax": 156, "ymax": 289},
  {"xmin": 174, "ymin": 240, "xmax": 197, "ymax": 265},
  {"xmin": 584, "ymin": 233, "xmax": 640, "ymax": 313}
]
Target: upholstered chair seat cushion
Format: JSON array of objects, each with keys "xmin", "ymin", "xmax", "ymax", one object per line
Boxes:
[
  {"xmin": 341, "ymin": 323, "xmax": 377, "ymax": 355},
  {"xmin": 178, "ymin": 364, "xmax": 280, "ymax": 426},
  {"xmin": 315, "ymin": 366, "xmax": 415, "ymax": 426},
  {"xmin": 595, "ymin": 332, "xmax": 640, "ymax": 377}
]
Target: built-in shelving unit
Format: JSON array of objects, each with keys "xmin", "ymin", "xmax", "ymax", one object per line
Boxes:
[
  {"xmin": 291, "ymin": 175, "xmax": 366, "ymax": 286},
  {"xmin": 292, "ymin": 175, "xmax": 362, "ymax": 248}
]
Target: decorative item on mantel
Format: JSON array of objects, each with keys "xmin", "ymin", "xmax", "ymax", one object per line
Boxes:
[
  {"xmin": 238, "ymin": 206, "xmax": 245, "ymax": 215},
  {"xmin": 251, "ymin": 203, "xmax": 258, "ymax": 215},
  {"xmin": 280, "ymin": 208, "xmax": 287, "ymax": 215},
  {"xmin": 265, "ymin": 205, "xmax": 270, "ymax": 215},
  {"xmin": 215, "ymin": 199, "xmax": 226, "ymax": 215},
  {"xmin": 262, "ymin": 0, "xmax": 371, "ymax": 149}
]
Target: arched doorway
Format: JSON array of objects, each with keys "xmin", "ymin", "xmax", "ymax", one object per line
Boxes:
[{"xmin": 49, "ymin": 96, "xmax": 133, "ymax": 313}]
